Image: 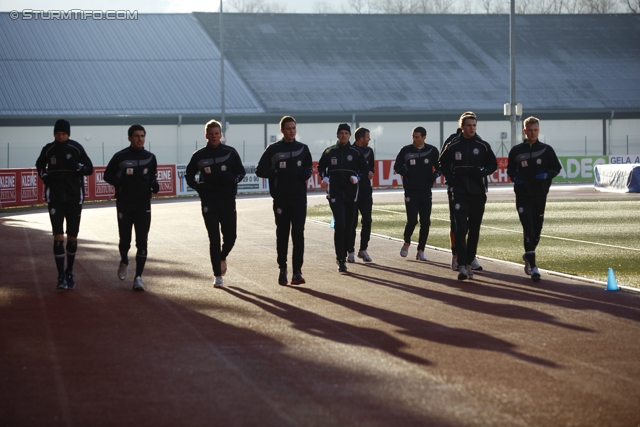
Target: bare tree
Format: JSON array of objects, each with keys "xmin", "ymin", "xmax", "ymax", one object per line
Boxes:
[
  {"xmin": 371, "ymin": 0, "xmax": 419, "ymax": 13},
  {"xmin": 313, "ymin": 0, "xmax": 338, "ymax": 13},
  {"xmin": 414, "ymin": 0, "xmax": 457, "ymax": 12},
  {"xmin": 624, "ymin": 0, "xmax": 640, "ymax": 11},
  {"xmin": 479, "ymin": 0, "xmax": 508, "ymax": 13},
  {"xmin": 349, "ymin": 0, "xmax": 374, "ymax": 13},
  {"xmin": 583, "ymin": 0, "xmax": 619, "ymax": 12},
  {"xmin": 227, "ymin": 0, "xmax": 287, "ymax": 13}
]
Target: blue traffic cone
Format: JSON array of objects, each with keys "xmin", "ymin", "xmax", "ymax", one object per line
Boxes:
[
  {"xmin": 330, "ymin": 216, "xmax": 335, "ymax": 228},
  {"xmin": 606, "ymin": 268, "xmax": 619, "ymax": 291}
]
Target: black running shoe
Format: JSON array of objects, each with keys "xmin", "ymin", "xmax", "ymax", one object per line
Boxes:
[
  {"xmin": 278, "ymin": 269, "xmax": 288, "ymax": 286},
  {"xmin": 56, "ymin": 274, "xmax": 67, "ymax": 290},
  {"xmin": 65, "ymin": 271, "xmax": 75, "ymax": 289},
  {"xmin": 291, "ymin": 271, "xmax": 305, "ymax": 285},
  {"xmin": 337, "ymin": 260, "xmax": 348, "ymax": 273}
]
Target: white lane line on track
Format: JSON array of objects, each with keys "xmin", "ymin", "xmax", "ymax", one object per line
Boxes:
[
  {"xmin": 23, "ymin": 227, "xmax": 73, "ymax": 427},
  {"xmin": 371, "ymin": 208, "xmax": 640, "ymax": 252}
]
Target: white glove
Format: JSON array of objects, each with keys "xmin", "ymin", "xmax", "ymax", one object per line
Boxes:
[
  {"xmin": 350, "ymin": 175, "xmax": 359, "ymax": 184},
  {"xmin": 322, "ymin": 176, "xmax": 330, "ymax": 185}
]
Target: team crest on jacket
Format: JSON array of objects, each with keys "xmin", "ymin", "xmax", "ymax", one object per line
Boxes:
[
  {"xmin": 537, "ymin": 159, "xmax": 542, "ymax": 164},
  {"xmin": 331, "ymin": 158, "xmax": 337, "ymax": 165},
  {"xmin": 473, "ymin": 148, "xmax": 479, "ymax": 155},
  {"xmin": 455, "ymin": 152, "xmax": 462, "ymax": 160},
  {"xmin": 118, "ymin": 212, "xmax": 123, "ymax": 219},
  {"xmin": 454, "ymin": 203, "xmax": 461, "ymax": 210},
  {"xmin": 521, "ymin": 160, "xmax": 528, "ymax": 167},
  {"xmin": 330, "ymin": 198, "xmax": 336, "ymax": 203},
  {"xmin": 126, "ymin": 168, "xmax": 134, "ymax": 175},
  {"xmin": 297, "ymin": 160, "xmax": 302, "ymax": 166},
  {"xmin": 203, "ymin": 207, "xmax": 208, "ymax": 213},
  {"xmin": 51, "ymin": 156, "xmax": 57, "ymax": 165},
  {"xmin": 410, "ymin": 159, "xmax": 416, "ymax": 165},
  {"xmin": 518, "ymin": 207, "xmax": 524, "ymax": 213},
  {"xmin": 143, "ymin": 168, "xmax": 148, "ymax": 174},
  {"xmin": 204, "ymin": 166, "xmax": 211, "ymax": 174},
  {"xmin": 221, "ymin": 165, "xmax": 227, "ymax": 171},
  {"xmin": 276, "ymin": 208, "xmax": 282, "ymax": 215},
  {"xmin": 50, "ymin": 208, "xmax": 56, "ymax": 215},
  {"xmin": 424, "ymin": 158, "xmax": 429, "ymax": 164},
  {"xmin": 347, "ymin": 155, "xmax": 353, "ymax": 161},
  {"xmin": 405, "ymin": 196, "xmax": 410, "ymax": 202},
  {"xmin": 67, "ymin": 154, "xmax": 72, "ymax": 159}
]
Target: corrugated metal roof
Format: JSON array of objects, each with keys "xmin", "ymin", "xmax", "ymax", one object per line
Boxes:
[
  {"xmin": 0, "ymin": 13, "xmax": 264, "ymax": 116},
  {"xmin": 194, "ymin": 13, "xmax": 640, "ymax": 114}
]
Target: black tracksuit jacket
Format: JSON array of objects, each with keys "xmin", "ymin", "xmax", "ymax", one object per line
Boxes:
[
  {"xmin": 103, "ymin": 146, "xmax": 159, "ymax": 203},
  {"xmin": 185, "ymin": 144, "xmax": 245, "ymax": 200},
  {"xmin": 438, "ymin": 134, "xmax": 498, "ymax": 196},
  {"xmin": 35, "ymin": 139, "xmax": 94, "ymax": 203},
  {"xmin": 317, "ymin": 142, "xmax": 368, "ymax": 202},
  {"xmin": 507, "ymin": 140, "xmax": 562, "ymax": 198},
  {"xmin": 393, "ymin": 143, "xmax": 440, "ymax": 192},
  {"xmin": 255, "ymin": 139, "xmax": 313, "ymax": 200}
]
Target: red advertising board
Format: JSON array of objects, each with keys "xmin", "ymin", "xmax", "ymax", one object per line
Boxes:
[{"xmin": 0, "ymin": 164, "xmax": 176, "ymax": 208}]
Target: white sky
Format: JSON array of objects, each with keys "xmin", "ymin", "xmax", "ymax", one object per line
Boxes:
[{"xmin": 0, "ymin": 0, "xmax": 345, "ymax": 14}]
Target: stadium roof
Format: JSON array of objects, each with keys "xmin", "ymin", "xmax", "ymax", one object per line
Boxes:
[
  {"xmin": 194, "ymin": 13, "xmax": 640, "ymax": 115},
  {"xmin": 0, "ymin": 13, "xmax": 264, "ymax": 117},
  {"xmin": 1, "ymin": 12, "xmax": 639, "ymax": 122}
]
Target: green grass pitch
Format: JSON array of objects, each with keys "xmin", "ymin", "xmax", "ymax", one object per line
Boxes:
[{"xmin": 307, "ymin": 198, "xmax": 640, "ymax": 288}]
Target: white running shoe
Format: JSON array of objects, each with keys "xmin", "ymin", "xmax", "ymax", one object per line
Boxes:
[
  {"xmin": 357, "ymin": 250, "xmax": 372, "ymax": 262},
  {"xmin": 221, "ymin": 260, "xmax": 227, "ymax": 276},
  {"xmin": 214, "ymin": 276, "xmax": 224, "ymax": 288},
  {"xmin": 466, "ymin": 265, "xmax": 474, "ymax": 279},
  {"xmin": 132, "ymin": 276, "xmax": 145, "ymax": 291},
  {"xmin": 400, "ymin": 243, "xmax": 410, "ymax": 257},
  {"xmin": 523, "ymin": 254, "xmax": 532, "ymax": 275},
  {"xmin": 457, "ymin": 266, "xmax": 469, "ymax": 281},
  {"xmin": 416, "ymin": 250, "xmax": 427, "ymax": 261},
  {"xmin": 470, "ymin": 258, "xmax": 483, "ymax": 271},
  {"xmin": 531, "ymin": 266, "xmax": 541, "ymax": 282},
  {"xmin": 118, "ymin": 262, "xmax": 128, "ymax": 280},
  {"xmin": 451, "ymin": 256, "xmax": 458, "ymax": 271},
  {"xmin": 347, "ymin": 252, "xmax": 356, "ymax": 263}
]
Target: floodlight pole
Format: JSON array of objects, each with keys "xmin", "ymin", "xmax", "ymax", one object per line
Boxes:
[
  {"xmin": 509, "ymin": 0, "xmax": 517, "ymax": 147},
  {"xmin": 220, "ymin": 0, "xmax": 226, "ymax": 139}
]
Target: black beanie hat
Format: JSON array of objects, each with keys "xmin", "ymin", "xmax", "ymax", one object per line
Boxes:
[
  {"xmin": 337, "ymin": 123, "xmax": 351, "ymax": 135},
  {"xmin": 54, "ymin": 119, "xmax": 71, "ymax": 136}
]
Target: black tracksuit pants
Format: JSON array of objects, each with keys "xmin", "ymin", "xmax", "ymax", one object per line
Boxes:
[
  {"xmin": 452, "ymin": 193, "xmax": 486, "ymax": 267},
  {"xmin": 201, "ymin": 198, "xmax": 237, "ymax": 277},
  {"xmin": 348, "ymin": 191, "xmax": 372, "ymax": 253},
  {"xmin": 516, "ymin": 194, "xmax": 547, "ymax": 253},
  {"xmin": 273, "ymin": 197, "xmax": 307, "ymax": 272},
  {"xmin": 117, "ymin": 201, "xmax": 151, "ymax": 277},
  {"xmin": 329, "ymin": 196, "xmax": 356, "ymax": 261},
  {"xmin": 403, "ymin": 189, "xmax": 432, "ymax": 251}
]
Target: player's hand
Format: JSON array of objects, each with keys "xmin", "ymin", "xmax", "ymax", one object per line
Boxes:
[
  {"xmin": 322, "ymin": 176, "xmax": 330, "ymax": 185},
  {"xmin": 512, "ymin": 176, "xmax": 524, "ymax": 185},
  {"xmin": 350, "ymin": 176, "xmax": 359, "ymax": 184},
  {"xmin": 151, "ymin": 180, "xmax": 160, "ymax": 194}
]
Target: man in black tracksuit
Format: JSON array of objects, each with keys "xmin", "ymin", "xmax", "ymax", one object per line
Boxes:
[
  {"xmin": 439, "ymin": 112, "xmax": 497, "ymax": 281},
  {"xmin": 347, "ymin": 127, "xmax": 375, "ymax": 263},
  {"xmin": 185, "ymin": 119, "xmax": 246, "ymax": 288},
  {"xmin": 36, "ymin": 119, "xmax": 94, "ymax": 290},
  {"xmin": 394, "ymin": 126, "xmax": 440, "ymax": 261},
  {"xmin": 256, "ymin": 116, "xmax": 313, "ymax": 286},
  {"xmin": 442, "ymin": 126, "xmax": 484, "ymax": 272},
  {"xmin": 104, "ymin": 124, "xmax": 159, "ymax": 291},
  {"xmin": 507, "ymin": 116, "xmax": 562, "ymax": 282},
  {"xmin": 317, "ymin": 123, "xmax": 369, "ymax": 272}
]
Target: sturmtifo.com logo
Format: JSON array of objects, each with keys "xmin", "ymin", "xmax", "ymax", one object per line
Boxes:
[{"xmin": 9, "ymin": 10, "xmax": 139, "ymax": 20}]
